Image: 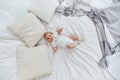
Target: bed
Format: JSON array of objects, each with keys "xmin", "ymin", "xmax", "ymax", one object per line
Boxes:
[{"xmin": 0, "ymin": 0, "xmax": 120, "ymax": 80}]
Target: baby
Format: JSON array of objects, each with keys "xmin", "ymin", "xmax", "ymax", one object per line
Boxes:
[{"xmin": 44, "ymin": 28, "xmax": 84, "ymax": 53}]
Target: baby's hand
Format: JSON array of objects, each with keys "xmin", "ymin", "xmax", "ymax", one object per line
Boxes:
[
  {"xmin": 57, "ymin": 28, "xmax": 63, "ymax": 35},
  {"xmin": 53, "ymin": 47, "xmax": 57, "ymax": 54}
]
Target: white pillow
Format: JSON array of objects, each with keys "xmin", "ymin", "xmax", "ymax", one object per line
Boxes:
[
  {"xmin": 8, "ymin": 13, "xmax": 46, "ymax": 48},
  {"xmin": 28, "ymin": 0, "xmax": 59, "ymax": 23},
  {"xmin": 17, "ymin": 45, "xmax": 52, "ymax": 80}
]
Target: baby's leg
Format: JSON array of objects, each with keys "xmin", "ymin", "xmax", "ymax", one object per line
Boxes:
[
  {"xmin": 69, "ymin": 34, "xmax": 85, "ymax": 41},
  {"xmin": 66, "ymin": 44, "xmax": 76, "ymax": 48},
  {"xmin": 68, "ymin": 34, "xmax": 79, "ymax": 41}
]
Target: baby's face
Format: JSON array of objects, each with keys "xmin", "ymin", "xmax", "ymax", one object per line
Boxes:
[{"xmin": 44, "ymin": 33, "xmax": 54, "ymax": 43}]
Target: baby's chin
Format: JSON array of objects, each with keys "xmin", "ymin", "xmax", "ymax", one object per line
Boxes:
[
  {"xmin": 48, "ymin": 40, "xmax": 53, "ymax": 43},
  {"xmin": 50, "ymin": 40, "xmax": 53, "ymax": 43}
]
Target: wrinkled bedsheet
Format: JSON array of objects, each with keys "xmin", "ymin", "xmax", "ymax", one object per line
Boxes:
[
  {"xmin": 56, "ymin": 0, "xmax": 120, "ymax": 69},
  {"xmin": 0, "ymin": 0, "xmax": 120, "ymax": 80},
  {"xmin": 37, "ymin": 15, "xmax": 114, "ymax": 80}
]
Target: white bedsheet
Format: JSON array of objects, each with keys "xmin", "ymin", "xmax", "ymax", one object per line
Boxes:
[
  {"xmin": 0, "ymin": 40, "xmax": 24, "ymax": 80},
  {"xmin": 0, "ymin": 0, "xmax": 38, "ymax": 40},
  {"xmin": 0, "ymin": 0, "xmax": 120, "ymax": 80},
  {"xmin": 37, "ymin": 15, "xmax": 114, "ymax": 80}
]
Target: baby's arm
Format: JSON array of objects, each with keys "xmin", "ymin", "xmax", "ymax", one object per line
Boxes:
[
  {"xmin": 51, "ymin": 41, "xmax": 57, "ymax": 54},
  {"xmin": 53, "ymin": 47, "xmax": 57, "ymax": 53},
  {"xmin": 57, "ymin": 28, "xmax": 63, "ymax": 35}
]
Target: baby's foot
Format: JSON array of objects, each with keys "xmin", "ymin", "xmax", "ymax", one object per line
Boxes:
[
  {"xmin": 69, "ymin": 34, "xmax": 79, "ymax": 41},
  {"xmin": 74, "ymin": 41, "xmax": 81, "ymax": 45},
  {"xmin": 72, "ymin": 35, "xmax": 85, "ymax": 45},
  {"xmin": 78, "ymin": 35, "xmax": 85, "ymax": 42}
]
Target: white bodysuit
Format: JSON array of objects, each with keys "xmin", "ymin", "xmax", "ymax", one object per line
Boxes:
[{"xmin": 51, "ymin": 32, "xmax": 74, "ymax": 48}]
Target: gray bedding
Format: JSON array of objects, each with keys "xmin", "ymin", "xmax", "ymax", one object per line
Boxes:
[
  {"xmin": 96, "ymin": 0, "xmax": 120, "ymax": 52},
  {"xmin": 56, "ymin": 0, "xmax": 120, "ymax": 68}
]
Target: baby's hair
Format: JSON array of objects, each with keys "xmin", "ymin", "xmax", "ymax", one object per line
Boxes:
[{"xmin": 43, "ymin": 32, "xmax": 53, "ymax": 39}]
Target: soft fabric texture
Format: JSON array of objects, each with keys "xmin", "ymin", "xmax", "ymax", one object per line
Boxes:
[
  {"xmin": 0, "ymin": 0, "xmax": 120, "ymax": 80},
  {"xmin": 90, "ymin": 0, "xmax": 112, "ymax": 9},
  {"xmin": 28, "ymin": 0, "xmax": 59, "ymax": 23},
  {"xmin": 38, "ymin": 38, "xmax": 48, "ymax": 45},
  {"xmin": 17, "ymin": 45, "xmax": 52, "ymax": 80},
  {"xmin": 37, "ymin": 15, "xmax": 114, "ymax": 80},
  {"xmin": 8, "ymin": 13, "xmax": 46, "ymax": 48}
]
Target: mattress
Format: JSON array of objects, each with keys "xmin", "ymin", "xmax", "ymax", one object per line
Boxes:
[{"xmin": 0, "ymin": 0, "xmax": 120, "ymax": 80}]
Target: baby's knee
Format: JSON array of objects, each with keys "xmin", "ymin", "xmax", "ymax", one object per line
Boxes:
[{"xmin": 67, "ymin": 44, "xmax": 76, "ymax": 48}]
